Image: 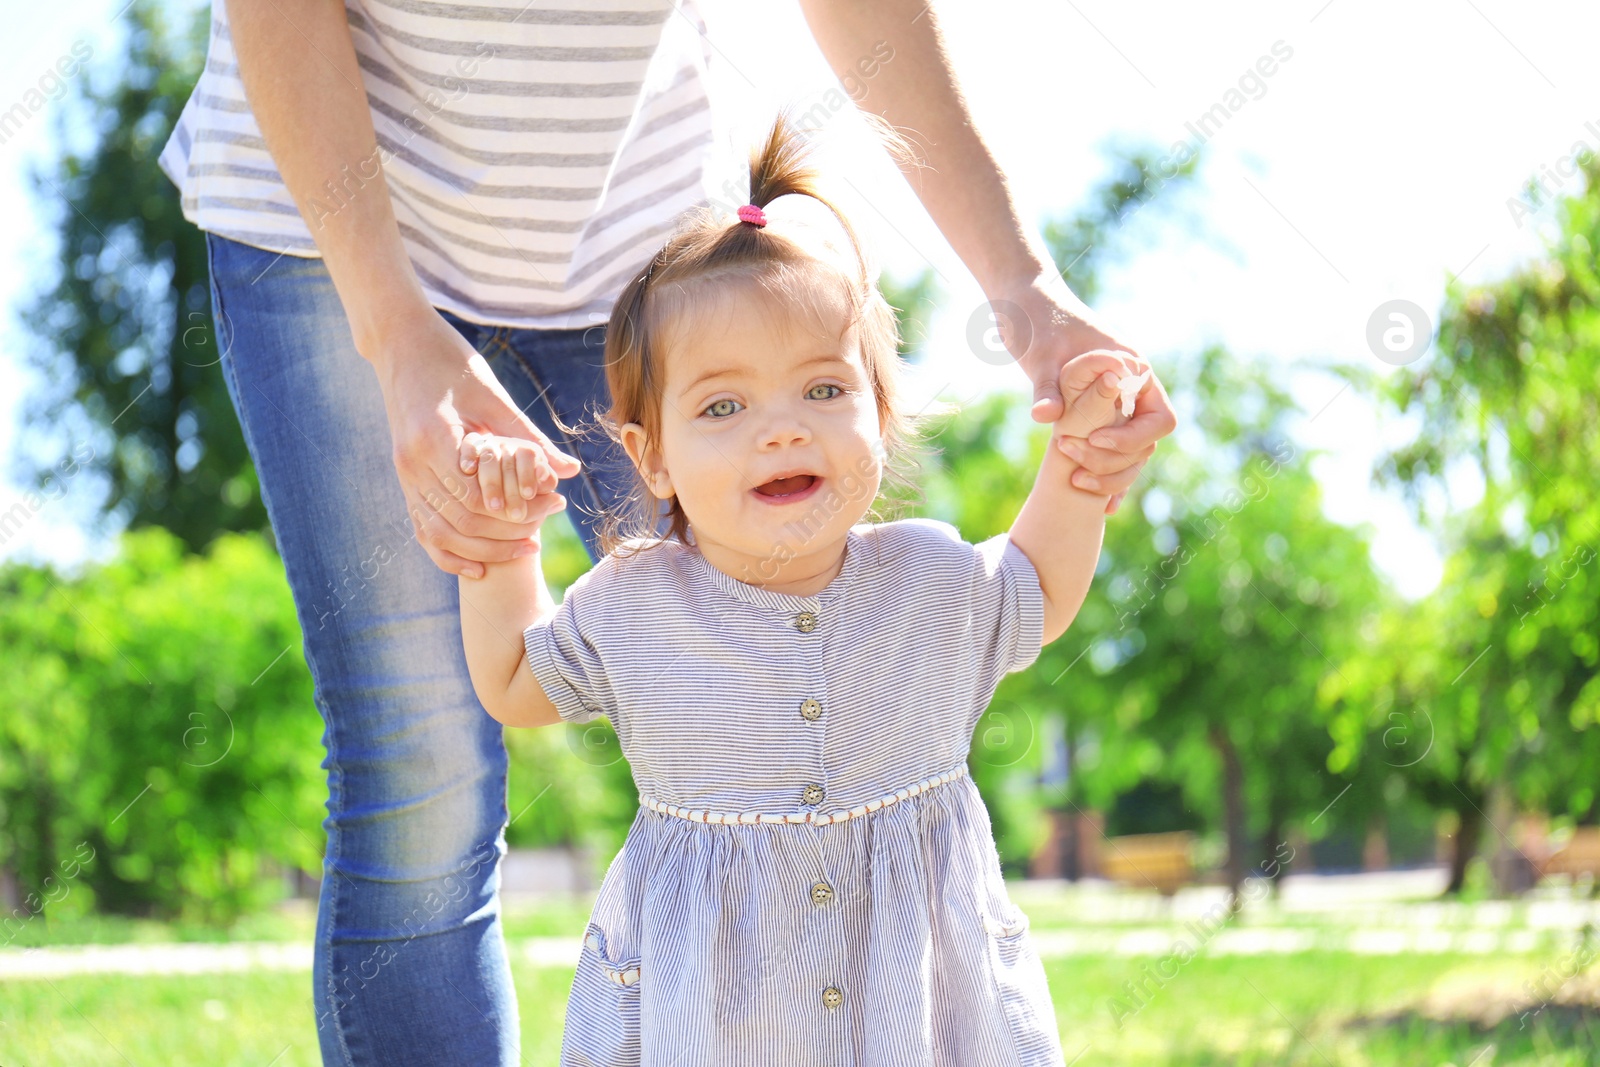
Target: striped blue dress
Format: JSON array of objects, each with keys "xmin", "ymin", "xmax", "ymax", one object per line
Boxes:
[{"xmin": 523, "ymin": 517, "xmax": 1065, "ymax": 1065}]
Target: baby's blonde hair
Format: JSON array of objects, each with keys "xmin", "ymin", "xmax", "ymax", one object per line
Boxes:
[{"xmin": 568, "ymin": 111, "xmax": 939, "ymax": 558}]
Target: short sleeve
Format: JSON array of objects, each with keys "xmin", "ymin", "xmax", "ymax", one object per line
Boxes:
[
  {"xmin": 523, "ymin": 568, "xmax": 616, "ymax": 725},
  {"xmin": 970, "ymin": 530, "xmax": 1047, "ymax": 688},
  {"xmin": 897, "ymin": 518, "xmax": 1046, "ymax": 693}
]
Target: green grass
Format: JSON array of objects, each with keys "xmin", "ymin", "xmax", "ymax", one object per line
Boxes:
[
  {"xmin": 1048, "ymin": 952, "xmax": 1597, "ymax": 1065},
  {"xmin": 0, "ymin": 968, "xmax": 573, "ymax": 1067},
  {"xmin": 2, "ymin": 952, "xmax": 1593, "ymax": 1065},
  {"xmin": 5, "ymin": 890, "xmax": 1595, "ymax": 1064}
]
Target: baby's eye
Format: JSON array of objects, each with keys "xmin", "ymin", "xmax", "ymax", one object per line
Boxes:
[
  {"xmin": 703, "ymin": 398, "xmax": 742, "ymax": 418},
  {"xmin": 808, "ymin": 383, "xmax": 844, "ymax": 401}
]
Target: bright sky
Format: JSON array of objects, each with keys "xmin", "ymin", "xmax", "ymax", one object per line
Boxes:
[{"xmin": 2, "ymin": 0, "xmax": 1596, "ymax": 599}]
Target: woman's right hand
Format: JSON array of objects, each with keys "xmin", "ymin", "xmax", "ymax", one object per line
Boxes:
[{"xmin": 368, "ymin": 305, "xmax": 582, "ymax": 578}]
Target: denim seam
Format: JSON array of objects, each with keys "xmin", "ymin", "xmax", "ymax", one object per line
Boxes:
[
  {"xmin": 485, "ymin": 333, "xmax": 516, "ymax": 359},
  {"xmin": 320, "ymin": 695, "xmax": 356, "ymax": 1067}
]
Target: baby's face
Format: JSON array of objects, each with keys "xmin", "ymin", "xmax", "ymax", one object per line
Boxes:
[{"xmin": 621, "ymin": 275, "xmax": 884, "ymax": 585}]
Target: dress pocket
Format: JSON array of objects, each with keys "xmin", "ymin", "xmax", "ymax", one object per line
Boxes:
[
  {"xmin": 584, "ymin": 924, "xmax": 642, "ymax": 988},
  {"xmin": 982, "ymin": 905, "xmax": 1066, "ymax": 1066},
  {"xmin": 561, "ymin": 923, "xmax": 642, "ymax": 1065}
]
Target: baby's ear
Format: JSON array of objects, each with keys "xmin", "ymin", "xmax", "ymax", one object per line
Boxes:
[{"xmin": 618, "ymin": 423, "xmax": 674, "ymax": 500}]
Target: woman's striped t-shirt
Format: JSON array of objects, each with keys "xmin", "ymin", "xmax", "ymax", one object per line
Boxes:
[{"xmin": 158, "ymin": 0, "xmax": 719, "ymax": 330}]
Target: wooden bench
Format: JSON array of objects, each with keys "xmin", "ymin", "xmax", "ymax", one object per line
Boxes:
[
  {"xmin": 1538, "ymin": 826, "xmax": 1600, "ymax": 881},
  {"xmin": 1099, "ymin": 831, "xmax": 1195, "ymax": 896}
]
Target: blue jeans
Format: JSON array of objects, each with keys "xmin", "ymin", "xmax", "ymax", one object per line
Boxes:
[{"xmin": 204, "ymin": 231, "xmax": 640, "ymax": 1065}]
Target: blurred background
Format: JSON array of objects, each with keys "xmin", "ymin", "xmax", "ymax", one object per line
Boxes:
[{"xmin": 2, "ymin": 0, "xmax": 1599, "ymax": 1063}]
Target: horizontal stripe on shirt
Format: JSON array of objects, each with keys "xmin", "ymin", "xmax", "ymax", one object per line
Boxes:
[{"xmin": 158, "ymin": 0, "xmax": 720, "ymax": 330}]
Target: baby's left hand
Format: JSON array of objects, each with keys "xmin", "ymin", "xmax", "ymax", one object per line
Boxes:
[{"xmin": 458, "ymin": 431, "xmax": 564, "ymax": 524}]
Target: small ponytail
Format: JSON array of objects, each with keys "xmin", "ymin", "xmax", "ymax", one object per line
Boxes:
[
  {"xmin": 747, "ymin": 110, "xmax": 827, "ymax": 209},
  {"xmin": 740, "ymin": 108, "xmax": 921, "ymax": 283}
]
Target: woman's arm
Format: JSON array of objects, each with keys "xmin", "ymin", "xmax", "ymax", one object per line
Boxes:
[
  {"xmin": 796, "ymin": 0, "xmax": 1177, "ymax": 511},
  {"xmin": 227, "ymin": 0, "xmax": 581, "ymax": 577},
  {"xmin": 226, "ymin": 0, "xmax": 430, "ymax": 361}
]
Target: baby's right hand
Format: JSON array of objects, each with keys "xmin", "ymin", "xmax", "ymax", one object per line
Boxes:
[{"xmin": 458, "ymin": 431, "xmax": 566, "ymax": 524}]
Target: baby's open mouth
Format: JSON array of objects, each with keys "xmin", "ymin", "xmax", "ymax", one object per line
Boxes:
[{"xmin": 753, "ymin": 474, "xmax": 820, "ymax": 499}]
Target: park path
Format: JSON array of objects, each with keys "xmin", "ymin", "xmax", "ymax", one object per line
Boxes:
[
  {"xmin": 0, "ymin": 924, "xmax": 1575, "ymax": 980},
  {"xmin": 6, "ymin": 873, "xmax": 1595, "ymax": 980}
]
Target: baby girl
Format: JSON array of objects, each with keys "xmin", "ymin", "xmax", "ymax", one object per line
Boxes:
[{"xmin": 455, "ymin": 114, "xmax": 1148, "ymax": 1065}]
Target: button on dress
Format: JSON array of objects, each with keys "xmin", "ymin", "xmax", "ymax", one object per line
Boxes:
[{"xmin": 523, "ymin": 517, "xmax": 1064, "ymax": 1066}]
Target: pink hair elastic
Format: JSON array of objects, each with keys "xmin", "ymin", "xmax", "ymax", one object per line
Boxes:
[{"xmin": 737, "ymin": 204, "xmax": 767, "ymax": 227}]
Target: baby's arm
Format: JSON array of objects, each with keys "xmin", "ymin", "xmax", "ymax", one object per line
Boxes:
[
  {"xmin": 456, "ymin": 433, "xmax": 568, "ymax": 728},
  {"xmin": 1009, "ymin": 352, "xmax": 1148, "ymax": 645}
]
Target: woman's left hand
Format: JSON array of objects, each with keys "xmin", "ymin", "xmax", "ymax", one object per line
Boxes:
[{"xmin": 990, "ymin": 272, "xmax": 1177, "ymax": 515}]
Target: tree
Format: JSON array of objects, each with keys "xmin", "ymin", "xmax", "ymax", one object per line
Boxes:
[
  {"xmin": 1066, "ymin": 347, "xmax": 1385, "ymax": 899},
  {"xmin": 915, "ymin": 339, "xmax": 1390, "ymax": 898},
  {"xmin": 1324, "ymin": 520, "xmax": 1541, "ymax": 896},
  {"xmin": 16, "ymin": 3, "xmax": 265, "ymax": 554},
  {"xmin": 1335, "ymin": 152, "xmax": 1600, "ymax": 892}
]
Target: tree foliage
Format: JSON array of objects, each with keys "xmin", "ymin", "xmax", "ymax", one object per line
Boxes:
[
  {"xmin": 1329, "ymin": 152, "xmax": 1600, "ymax": 891},
  {"xmin": 0, "ymin": 528, "xmax": 321, "ymax": 922},
  {"xmin": 16, "ymin": 3, "xmax": 266, "ymax": 554}
]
